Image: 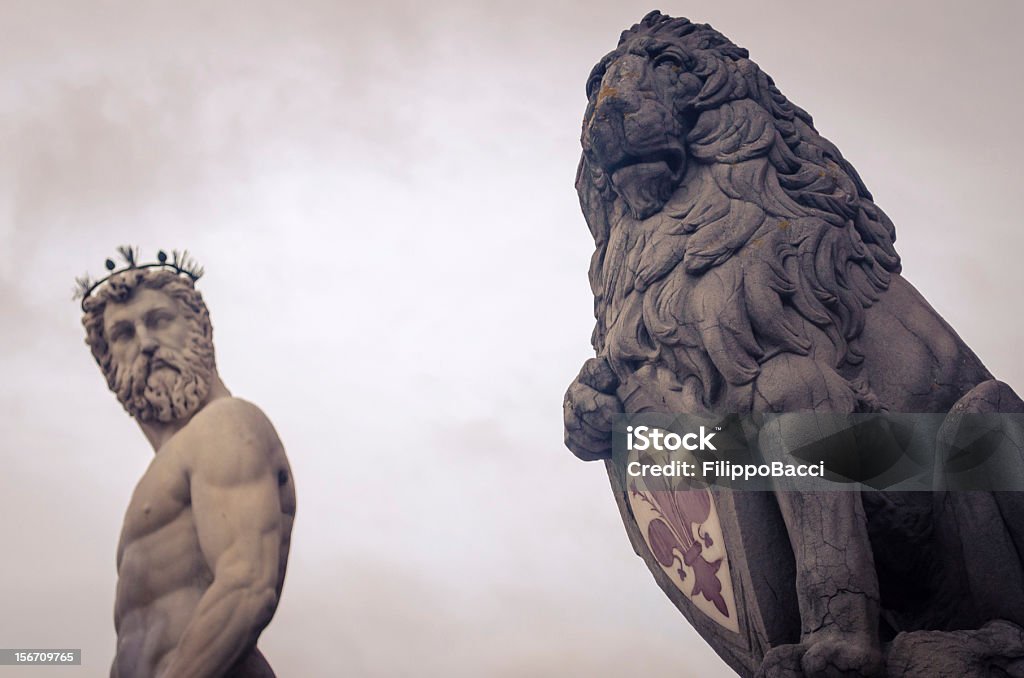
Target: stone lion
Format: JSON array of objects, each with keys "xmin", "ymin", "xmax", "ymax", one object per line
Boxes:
[{"xmin": 564, "ymin": 11, "xmax": 1024, "ymax": 677}]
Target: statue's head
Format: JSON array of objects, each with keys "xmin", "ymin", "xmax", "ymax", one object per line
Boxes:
[{"xmin": 81, "ymin": 267, "xmax": 216, "ymax": 424}]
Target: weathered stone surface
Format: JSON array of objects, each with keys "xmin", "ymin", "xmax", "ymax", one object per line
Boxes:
[
  {"xmin": 887, "ymin": 621, "xmax": 1024, "ymax": 677},
  {"xmin": 563, "ymin": 11, "xmax": 1024, "ymax": 677},
  {"xmin": 79, "ymin": 253, "xmax": 295, "ymax": 677}
]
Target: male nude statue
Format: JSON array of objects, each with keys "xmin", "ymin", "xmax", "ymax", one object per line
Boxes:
[{"xmin": 78, "ymin": 255, "xmax": 295, "ymax": 678}]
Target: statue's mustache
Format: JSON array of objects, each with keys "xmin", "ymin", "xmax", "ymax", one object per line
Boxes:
[{"xmin": 131, "ymin": 349, "xmax": 185, "ymax": 389}]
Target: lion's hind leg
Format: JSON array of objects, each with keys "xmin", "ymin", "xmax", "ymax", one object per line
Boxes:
[{"xmin": 934, "ymin": 379, "xmax": 1024, "ymax": 630}]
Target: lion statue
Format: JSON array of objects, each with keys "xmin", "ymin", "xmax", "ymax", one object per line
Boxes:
[{"xmin": 564, "ymin": 11, "xmax": 1024, "ymax": 677}]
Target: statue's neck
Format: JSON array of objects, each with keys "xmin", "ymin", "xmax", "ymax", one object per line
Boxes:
[{"xmin": 137, "ymin": 373, "xmax": 232, "ymax": 452}]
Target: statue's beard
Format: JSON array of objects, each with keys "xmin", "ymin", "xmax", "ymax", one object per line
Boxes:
[{"xmin": 111, "ymin": 340, "xmax": 214, "ymax": 424}]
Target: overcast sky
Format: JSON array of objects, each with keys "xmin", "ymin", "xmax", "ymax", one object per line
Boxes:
[{"xmin": 1, "ymin": 1, "xmax": 1022, "ymax": 676}]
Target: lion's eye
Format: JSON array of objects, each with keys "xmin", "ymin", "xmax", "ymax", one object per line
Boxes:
[{"xmin": 653, "ymin": 52, "xmax": 685, "ymax": 70}]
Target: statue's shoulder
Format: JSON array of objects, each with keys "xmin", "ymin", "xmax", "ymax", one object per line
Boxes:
[
  {"xmin": 184, "ymin": 397, "xmax": 282, "ymax": 477},
  {"xmin": 189, "ymin": 396, "xmax": 274, "ymax": 434}
]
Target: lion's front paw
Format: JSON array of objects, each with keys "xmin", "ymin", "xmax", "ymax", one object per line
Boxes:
[
  {"xmin": 801, "ymin": 637, "xmax": 883, "ymax": 678},
  {"xmin": 757, "ymin": 638, "xmax": 883, "ymax": 678},
  {"xmin": 563, "ymin": 357, "xmax": 621, "ymax": 461},
  {"xmin": 755, "ymin": 643, "xmax": 806, "ymax": 678}
]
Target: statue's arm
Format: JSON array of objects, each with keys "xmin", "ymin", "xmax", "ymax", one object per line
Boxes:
[{"xmin": 160, "ymin": 399, "xmax": 283, "ymax": 678}]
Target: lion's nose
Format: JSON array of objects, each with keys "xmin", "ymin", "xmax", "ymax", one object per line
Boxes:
[
  {"xmin": 586, "ymin": 88, "xmax": 639, "ymax": 158},
  {"xmin": 594, "ymin": 55, "xmax": 648, "ymax": 114},
  {"xmin": 594, "ymin": 86, "xmax": 640, "ymax": 119}
]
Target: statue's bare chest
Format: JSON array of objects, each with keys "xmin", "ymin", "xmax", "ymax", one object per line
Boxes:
[{"xmin": 117, "ymin": 446, "xmax": 192, "ymax": 568}]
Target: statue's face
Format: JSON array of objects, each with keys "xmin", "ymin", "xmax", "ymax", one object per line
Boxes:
[{"xmin": 102, "ymin": 287, "xmax": 212, "ymax": 423}]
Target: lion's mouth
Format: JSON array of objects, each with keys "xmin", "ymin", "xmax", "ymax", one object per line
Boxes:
[
  {"xmin": 606, "ymin": 148, "xmax": 685, "ymax": 179},
  {"xmin": 606, "ymin": 148, "xmax": 686, "ymax": 220}
]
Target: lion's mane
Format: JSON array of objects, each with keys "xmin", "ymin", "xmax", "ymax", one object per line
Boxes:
[{"xmin": 578, "ymin": 11, "xmax": 902, "ymax": 411}]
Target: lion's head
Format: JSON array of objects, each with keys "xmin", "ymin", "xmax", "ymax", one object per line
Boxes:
[{"xmin": 578, "ymin": 12, "xmax": 902, "ymax": 410}]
